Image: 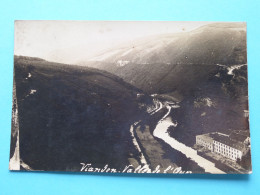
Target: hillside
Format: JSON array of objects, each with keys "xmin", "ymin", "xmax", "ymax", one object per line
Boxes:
[
  {"xmin": 168, "ymin": 64, "xmax": 249, "ymax": 147},
  {"xmin": 12, "ymin": 56, "xmax": 149, "ymax": 171},
  {"xmin": 78, "ymin": 22, "xmax": 247, "ymax": 96},
  {"xmin": 82, "ymin": 22, "xmax": 246, "ymax": 65}
]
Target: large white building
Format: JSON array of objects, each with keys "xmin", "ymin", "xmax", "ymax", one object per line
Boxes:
[
  {"xmin": 196, "ymin": 131, "xmax": 250, "ymax": 161},
  {"xmin": 196, "ymin": 134, "xmax": 214, "ymax": 151}
]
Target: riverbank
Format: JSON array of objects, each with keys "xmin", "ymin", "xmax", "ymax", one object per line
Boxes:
[{"xmin": 152, "ymin": 101, "xmax": 225, "ymax": 174}]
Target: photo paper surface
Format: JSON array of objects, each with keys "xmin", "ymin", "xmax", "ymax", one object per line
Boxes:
[{"xmin": 10, "ymin": 21, "xmax": 251, "ymax": 174}]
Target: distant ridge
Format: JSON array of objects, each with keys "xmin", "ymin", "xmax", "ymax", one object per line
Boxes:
[
  {"xmin": 77, "ymin": 23, "xmax": 247, "ymax": 95},
  {"xmin": 79, "ymin": 22, "xmax": 246, "ymax": 66}
]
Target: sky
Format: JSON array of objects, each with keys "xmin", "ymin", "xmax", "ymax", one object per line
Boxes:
[{"xmin": 14, "ymin": 21, "xmax": 215, "ymax": 64}]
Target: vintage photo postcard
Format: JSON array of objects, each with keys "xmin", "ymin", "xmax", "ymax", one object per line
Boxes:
[{"xmin": 10, "ymin": 21, "xmax": 251, "ymax": 174}]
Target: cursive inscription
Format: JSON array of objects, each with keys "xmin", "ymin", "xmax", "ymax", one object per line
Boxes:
[{"xmin": 80, "ymin": 163, "xmax": 192, "ymax": 174}]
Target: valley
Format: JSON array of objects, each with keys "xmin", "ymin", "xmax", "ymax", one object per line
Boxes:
[{"xmin": 11, "ymin": 22, "xmax": 250, "ymax": 173}]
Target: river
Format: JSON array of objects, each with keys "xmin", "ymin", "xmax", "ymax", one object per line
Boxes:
[{"xmin": 153, "ymin": 103, "xmax": 225, "ymax": 174}]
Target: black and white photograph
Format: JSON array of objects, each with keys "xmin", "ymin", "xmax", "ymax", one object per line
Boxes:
[{"xmin": 9, "ymin": 21, "xmax": 251, "ymax": 174}]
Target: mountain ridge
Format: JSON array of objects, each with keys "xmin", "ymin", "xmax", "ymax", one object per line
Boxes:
[
  {"xmin": 78, "ymin": 22, "xmax": 246, "ymax": 66},
  {"xmin": 76, "ymin": 22, "xmax": 247, "ymax": 96}
]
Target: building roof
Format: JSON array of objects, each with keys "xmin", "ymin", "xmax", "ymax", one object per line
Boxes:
[
  {"xmin": 232, "ymin": 130, "xmax": 250, "ymax": 137},
  {"xmin": 196, "ymin": 134, "xmax": 213, "ymax": 143},
  {"xmin": 229, "ymin": 132, "xmax": 248, "ymax": 142},
  {"xmin": 210, "ymin": 133, "xmax": 245, "ymax": 151}
]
